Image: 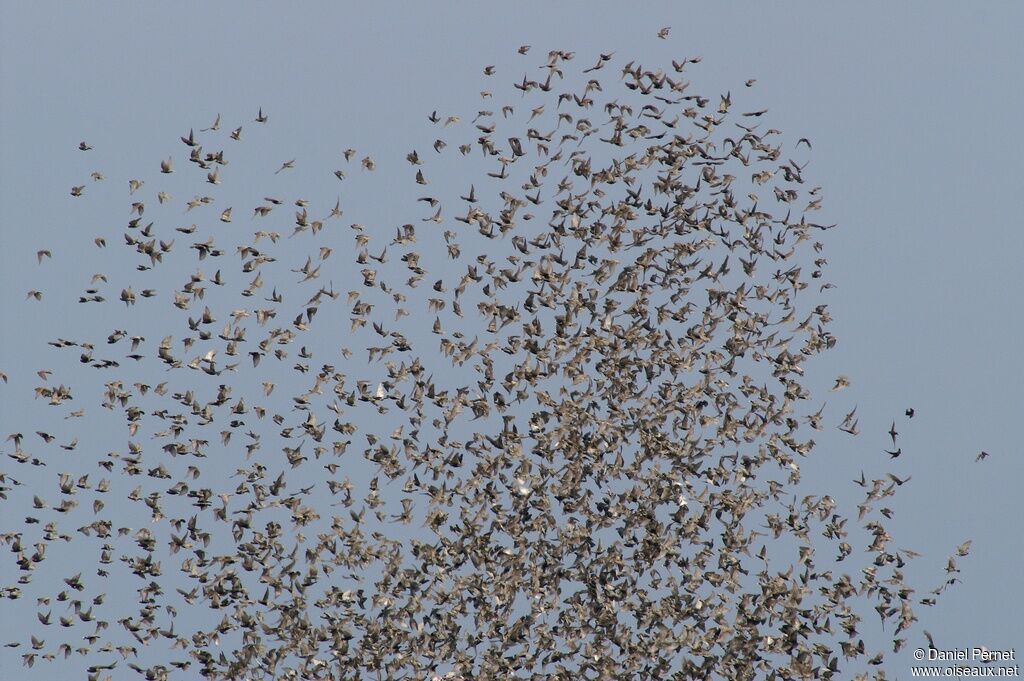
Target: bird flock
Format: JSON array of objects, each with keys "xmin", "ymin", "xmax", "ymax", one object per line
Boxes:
[{"xmin": 2, "ymin": 40, "xmax": 975, "ymax": 680}]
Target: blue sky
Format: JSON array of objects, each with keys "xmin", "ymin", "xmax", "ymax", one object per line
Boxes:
[{"xmin": 2, "ymin": 3, "xmax": 1022, "ymax": 677}]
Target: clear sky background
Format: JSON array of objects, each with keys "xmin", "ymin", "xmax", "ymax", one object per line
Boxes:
[{"xmin": 2, "ymin": 2, "xmax": 1022, "ymax": 677}]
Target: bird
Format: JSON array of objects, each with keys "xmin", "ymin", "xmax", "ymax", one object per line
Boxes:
[{"xmin": 201, "ymin": 113, "xmax": 221, "ymax": 131}]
